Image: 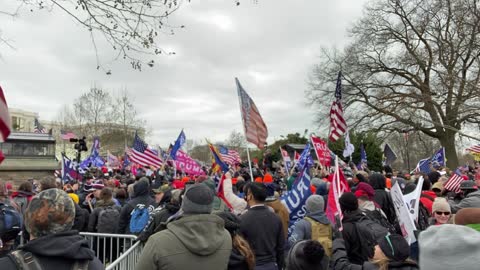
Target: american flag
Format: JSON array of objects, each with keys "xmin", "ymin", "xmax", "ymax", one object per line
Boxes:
[
  {"xmin": 130, "ymin": 133, "xmax": 162, "ymax": 168},
  {"xmin": 218, "ymin": 146, "xmax": 241, "ymax": 165},
  {"xmin": 60, "ymin": 130, "xmax": 77, "ymax": 140},
  {"xmin": 466, "ymin": 144, "xmax": 480, "ymax": 154},
  {"xmin": 236, "ymin": 78, "xmax": 268, "ymax": 149},
  {"xmin": 34, "ymin": 118, "xmax": 47, "ymax": 133},
  {"xmin": 0, "ymin": 86, "xmax": 11, "ymax": 163},
  {"xmin": 329, "ymin": 72, "xmax": 347, "ymax": 142},
  {"xmin": 444, "ymin": 173, "xmax": 464, "ymax": 193}
]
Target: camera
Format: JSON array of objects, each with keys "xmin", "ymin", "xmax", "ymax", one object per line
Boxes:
[{"xmin": 70, "ymin": 137, "xmax": 88, "ymax": 152}]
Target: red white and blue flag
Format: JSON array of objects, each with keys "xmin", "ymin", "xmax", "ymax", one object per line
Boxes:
[
  {"xmin": 130, "ymin": 132, "xmax": 162, "ymax": 168},
  {"xmin": 236, "ymin": 78, "xmax": 268, "ymax": 149},
  {"xmin": 60, "ymin": 130, "xmax": 77, "ymax": 140},
  {"xmin": 33, "ymin": 118, "xmax": 47, "ymax": 133},
  {"xmin": 466, "ymin": 144, "xmax": 480, "ymax": 154},
  {"xmin": 329, "ymin": 72, "xmax": 347, "ymax": 142},
  {"xmin": 218, "ymin": 146, "xmax": 241, "ymax": 165},
  {"xmin": 444, "ymin": 173, "xmax": 465, "ymax": 194}
]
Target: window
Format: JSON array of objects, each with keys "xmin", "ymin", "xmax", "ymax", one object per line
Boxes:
[{"xmin": 0, "ymin": 142, "xmax": 55, "ymax": 157}]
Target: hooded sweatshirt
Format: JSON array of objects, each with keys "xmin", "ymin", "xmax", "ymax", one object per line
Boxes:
[
  {"xmin": 118, "ymin": 180, "xmax": 156, "ymax": 234},
  {"xmin": 135, "ymin": 214, "xmax": 232, "ymax": 270},
  {"xmin": 0, "ymin": 231, "xmax": 103, "ymax": 270},
  {"xmin": 288, "ymin": 210, "xmax": 331, "ymax": 248}
]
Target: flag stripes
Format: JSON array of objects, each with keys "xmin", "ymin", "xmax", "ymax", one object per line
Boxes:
[
  {"xmin": 130, "ymin": 133, "xmax": 162, "ymax": 168},
  {"xmin": 329, "ymin": 72, "xmax": 347, "ymax": 142},
  {"xmin": 444, "ymin": 173, "xmax": 464, "ymax": 193},
  {"xmin": 236, "ymin": 78, "xmax": 268, "ymax": 149},
  {"xmin": 466, "ymin": 144, "xmax": 480, "ymax": 154},
  {"xmin": 219, "ymin": 147, "xmax": 241, "ymax": 165}
]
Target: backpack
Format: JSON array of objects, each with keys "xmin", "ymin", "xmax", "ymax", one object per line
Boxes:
[
  {"xmin": 304, "ymin": 217, "xmax": 333, "ymax": 257},
  {"xmin": 362, "ymin": 209, "xmax": 397, "ymax": 234},
  {"xmin": 357, "ymin": 215, "xmax": 389, "ymax": 243},
  {"xmin": 97, "ymin": 206, "xmax": 120, "ymax": 233},
  {"xmin": 9, "ymin": 250, "xmax": 89, "ymax": 270},
  {"xmin": 129, "ymin": 204, "xmax": 150, "ymax": 234},
  {"xmin": 416, "ymin": 194, "xmax": 434, "ymax": 231},
  {"xmin": 0, "ymin": 202, "xmax": 22, "ymax": 242}
]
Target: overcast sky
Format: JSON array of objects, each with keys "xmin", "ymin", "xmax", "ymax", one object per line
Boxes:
[{"xmin": 0, "ymin": 0, "xmax": 367, "ymax": 147}]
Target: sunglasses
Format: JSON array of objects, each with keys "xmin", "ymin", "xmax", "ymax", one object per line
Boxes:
[{"xmin": 435, "ymin": 211, "xmax": 451, "ymax": 216}]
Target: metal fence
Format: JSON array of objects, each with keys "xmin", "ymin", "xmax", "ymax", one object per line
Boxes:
[
  {"xmin": 79, "ymin": 232, "xmax": 141, "ymax": 267},
  {"xmin": 105, "ymin": 240, "xmax": 144, "ymax": 270}
]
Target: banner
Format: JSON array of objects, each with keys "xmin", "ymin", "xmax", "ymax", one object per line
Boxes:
[
  {"xmin": 391, "ymin": 181, "xmax": 417, "ymax": 244},
  {"xmin": 280, "ymin": 166, "xmax": 312, "ymax": 236},
  {"xmin": 295, "ymin": 143, "xmax": 314, "ymax": 170},
  {"xmin": 326, "ymin": 156, "xmax": 350, "ymax": 227},
  {"xmin": 174, "ymin": 150, "xmax": 205, "ymax": 176},
  {"xmin": 403, "ymin": 176, "xmax": 423, "ymax": 222},
  {"xmin": 279, "ymin": 147, "xmax": 292, "ymax": 175},
  {"xmin": 311, "ymin": 135, "xmax": 331, "ymax": 167}
]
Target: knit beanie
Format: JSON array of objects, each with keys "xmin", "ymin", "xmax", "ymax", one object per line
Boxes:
[
  {"xmin": 419, "ymin": 224, "xmax": 480, "ymax": 270},
  {"xmin": 454, "ymin": 208, "xmax": 480, "ymax": 225},
  {"xmin": 354, "ymin": 182, "xmax": 375, "ymax": 201},
  {"xmin": 339, "ymin": 192, "xmax": 358, "ymax": 212},
  {"xmin": 287, "ymin": 240, "xmax": 329, "ymax": 270},
  {"xmin": 306, "ymin": 195, "xmax": 325, "ymax": 213},
  {"xmin": 431, "ymin": 197, "xmax": 451, "ymax": 214},
  {"xmin": 378, "ymin": 234, "xmax": 410, "ymax": 262},
  {"xmin": 25, "ymin": 189, "xmax": 75, "ymax": 238},
  {"xmin": 181, "ymin": 184, "xmax": 214, "ymax": 214}
]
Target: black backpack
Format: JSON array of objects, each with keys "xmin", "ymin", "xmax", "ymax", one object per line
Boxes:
[
  {"xmin": 362, "ymin": 209, "xmax": 397, "ymax": 234},
  {"xmin": 97, "ymin": 206, "xmax": 120, "ymax": 233},
  {"xmin": 9, "ymin": 250, "xmax": 89, "ymax": 270},
  {"xmin": 356, "ymin": 215, "xmax": 389, "ymax": 242}
]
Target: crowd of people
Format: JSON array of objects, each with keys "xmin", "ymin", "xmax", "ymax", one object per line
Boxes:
[{"xmin": 0, "ymin": 157, "xmax": 480, "ymax": 270}]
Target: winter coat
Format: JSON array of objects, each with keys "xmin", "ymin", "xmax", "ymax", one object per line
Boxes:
[
  {"xmin": 88, "ymin": 200, "xmax": 122, "ymax": 232},
  {"xmin": 0, "ymin": 230, "xmax": 104, "ymax": 270},
  {"xmin": 450, "ymin": 190, "xmax": 480, "ymax": 213},
  {"xmin": 223, "ymin": 176, "xmax": 247, "ymax": 215},
  {"xmin": 370, "ymin": 177, "xmax": 397, "ymax": 225},
  {"xmin": 228, "ymin": 248, "xmax": 249, "ymax": 270},
  {"xmin": 266, "ymin": 199, "xmax": 290, "ymax": 239},
  {"xmin": 72, "ymin": 203, "xmax": 89, "ymax": 232},
  {"xmin": 135, "ymin": 214, "xmax": 232, "ymax": 270},
  {"xmin": 288, "ymin": 210, "xmax": 330, "ymax": 247},
  {"xmin": 332, "ymin": 238, "xmax": 419, "ymax": 270},
  {"xmin": 341, "ymin": 210, "xmax": 376, "ymax": 265},
  {"xmin": 315, "ymin": 182, "xmax": 329, "ymax": 211},
  {"xmin": 117, "ymin": 181, "xmax": 156, "ymax": 234}
]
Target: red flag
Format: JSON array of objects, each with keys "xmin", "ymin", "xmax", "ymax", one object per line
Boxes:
[
  {"xmin": 0, "ymin": 86, "xmax": 11, "ymax": 165},
  {"xmin": 326, "ymin": 156, "xmax": 351, "ymax": 227},
  {"xmin": 294, "ymin": 152, "xmax": 300, "ymax": 163},
  {"xmin": 236, "ymin": 78, "xmax": 268, "ymax": 149},
  {"xmin": 311, "ymin": 135, "xmax": 331, "ymax": 167}
]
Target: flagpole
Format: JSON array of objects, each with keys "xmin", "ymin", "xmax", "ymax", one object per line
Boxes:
[{"xmin": 246, "ymin": 145, "xmax": 254, "ymax": 180}]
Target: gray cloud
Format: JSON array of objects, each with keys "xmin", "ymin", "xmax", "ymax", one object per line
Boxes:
[{"xmin": 0, "ymin": 0, "xmax": 366, "ymax": 146}]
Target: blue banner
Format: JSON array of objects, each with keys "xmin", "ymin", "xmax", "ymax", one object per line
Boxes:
[
  {"xmin": 296, "ymin": 143, "xmax": 314, "ymax": 170},
  {"xmin": 170, "ymin": 130, "xmax": 186, "ymax": 160},
  {"xmin": 280, "ymin": 166, "xmax": 312, "ymax": 236}
]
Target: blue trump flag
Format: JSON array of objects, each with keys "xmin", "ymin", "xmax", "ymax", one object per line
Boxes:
[
  {"xmin": 170, "ymin": 130, "xmax": 186, "ymax": 160},
  {"xmin": 295, "ymin": 143, "xmax": 314, "ymax": 170},
  {"xmin": 357, "ymin": 144, "xmax": 368, "ymax": 169},
  {"xmin": 280, "ymin": 165, "xmax": 312, "ymax": 237},
  {"xmin": 80, "ymin": 137, "xmax": 105, "ymax": 169},
  {"xmin": 414, "ymin": 147, "xmax": 446, "ymax": 173}
]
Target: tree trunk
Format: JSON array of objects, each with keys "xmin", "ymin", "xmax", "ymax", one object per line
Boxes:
[{"xmin": 439, "ymin": 131, "xmax": 459, "ymax": 169}]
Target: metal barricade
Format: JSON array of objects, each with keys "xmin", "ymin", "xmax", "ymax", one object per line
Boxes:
[
  {"xmin": 79, "ymin": 232, "xmax": 139, "ymax": 266},
  {"xmin": 105, "ymin": 240, "xmax": 144, "ymax": 270}
]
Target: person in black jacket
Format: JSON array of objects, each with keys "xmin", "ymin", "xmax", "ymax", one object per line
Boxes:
[
  {"xmin": 217, "ymin": 211, "xmax": 256, "ymax": 270},
  {"xmin": 369, "ymin": 173, "xmax": 397, "ymax": 225},
  {"xmin": 0, "ymin": 188, "xmax": 103, "ymax": 270},
  {"xmin": 117, "ymin": 178, "xmax": 156, "ymax": 234},
  {"xmin": 240, "ymin": 182, "xmax": 284, "ymax": 270},
  {"xmin": 332, "ymin": 233, "xmax": 418, "ymax": 270}
]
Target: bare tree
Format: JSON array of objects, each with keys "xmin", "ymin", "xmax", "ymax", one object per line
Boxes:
[
  {"xmin": 225, "ymin": 130, "xmax": 246, "ymax": 151},
  {"xmin": 74, "ymin": 86, "xmax": 113, "ymax": 136},
  {"xmin": 1, "ymin": 0, "xmax": 189, "ymax": 71},
  {"xmin": 307, "ymin": 0, "xmax": 480, "ymax": 168},
  {"xmin": 113, "ymin": 88, "xmax": 144, "ymax": 146}
]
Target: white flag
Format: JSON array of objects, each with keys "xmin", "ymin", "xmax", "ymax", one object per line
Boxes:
[
  {"xmin": 391, "ymin": 182, "xmax": 417, "ymax": 244},
  {"xmin": 403, "ymin": 176, "xmax": 424, "ymax": 222},
  {"xmin": 342, "ymin": 131, "xmax": 355, "ymax": 158}
]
